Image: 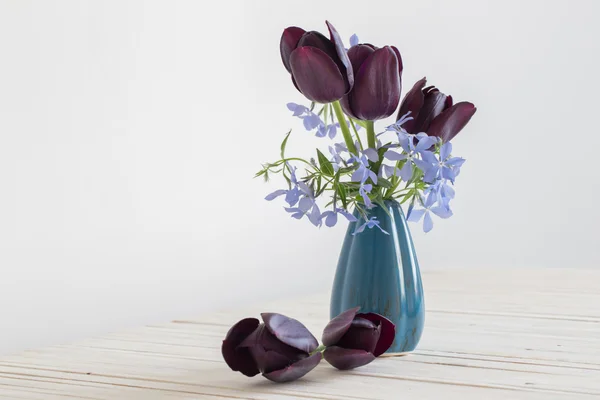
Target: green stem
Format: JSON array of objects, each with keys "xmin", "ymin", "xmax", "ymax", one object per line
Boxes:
[
  {"xmin": 349, "ymin": 118, "xmax": 364, "ymax": 151},
  {"xmin": 366, "ymin": 120, "xmax": 376, "ymax": 149},
  {"xmin": 332, "ymin": 101, "xmax": 357, "ymax": 155},
  {"xmin": 310, "ymin": 344, "xmax": 326, "ymax": 356},
  {"xmin": 273, "ymin": 157, "xmax": 313, "ymax": 166}
]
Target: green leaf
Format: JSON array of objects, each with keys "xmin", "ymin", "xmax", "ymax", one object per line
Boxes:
[
  {"xmin": 337, "ymin": 183, "xmax": 348, "ymax": 209},
  {"xmin": 377, "ymin": 177, "xmax": 392, "ymax": 189},
  {"xmin": 374, "ymin": 198, "xmax": 392, "ymax": 217},
  {"xmin": 310, "ymin": 101, "xmax": 316, "ymax": 111},
  {"xmin": 338, "ymin": 166, "xmax": 355, "ymax": 175},
  {"xmin": 400, "ymin": 190, "xmax": 414, "ymax": 204},
  {"xmin": 280, "ymin": 130, "xmax": 291, "ymax": 159},
  {"xmin": 316, "ymin": 149, "xmax": 335, "ymax": 177}
]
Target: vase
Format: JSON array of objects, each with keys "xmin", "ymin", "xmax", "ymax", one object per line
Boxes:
[{"xmin": 330, "ymin": 201, "xmax": 425, "ymax": 354}]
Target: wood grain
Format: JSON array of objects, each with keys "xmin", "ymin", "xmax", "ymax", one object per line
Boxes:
[{"xmin": 1, "ymin": 268, "xmax": 599, "ymax": 399}]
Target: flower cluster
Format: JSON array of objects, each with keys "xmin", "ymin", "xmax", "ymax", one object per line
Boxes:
[
  {"xmin": 222, "ymin": 307, "xmax": 394, "ymax": 383},
  {"xmin": 258, "ymin": 21, "xmax": 476, "ymax": 233}
]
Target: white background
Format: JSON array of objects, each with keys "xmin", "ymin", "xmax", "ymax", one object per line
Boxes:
[{"xmin": 1, "ymin": 0, "xmax": 599, "ymax": 355}]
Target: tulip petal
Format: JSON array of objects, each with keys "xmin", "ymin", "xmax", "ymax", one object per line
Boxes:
[
  {"xmin": 336, "ymin": 317, "xmax": 381, "ymax": 354},
  {"xmin": 326, "ymin": 20, "xmax": 354, "ymax": 91},
  {"xmin": 390, "ymin": 46, "xmax": 403, "ymax": 80},
  {"xmin": 413, "ymin": 88, "xmax": 448, "ymax": 133},
  {"xmin": 248, "ymin": 346, "xmax": 293, "ymax": 374},
  {"xmin": 347, "ymin": 45, "xmax": 375, "ymax": 79},
  {"xmin": 427, "ymin": 102, "xmax": 477, "ymax": 142},
  {"xmin": 263, "ymin": 352, "xmax": 322, "ymax": 383},
  {"xmin": 261, "ymin": 313, "xmax": 319, "ymax": 353},
  {"xmin": 339, "ymin": 95, "xmax": 357, "ymax": 119},
  {"xmin": 323, "ymin": 346, "xmax": 376, "ymax": 370},
  {"xmin": 397, "ymin": 77, "xmax": 427, "ymax": 133},
  {"xmin": 357, "ymin": 313, "xmax": 396, "ymax": 356},
  {"xmin": 239, "ymin": 324, "xmax": 306, "ymax": 361},
  {"xmin": 296, "ymin": 30, "xmax": 350, "ymax": 93},
  {"xmin": 297, "ymin": 31, "xmax": 337, "ymax": 58},
  {"xmin": 221, "ymin": 318, "xmax": 260, "ymax": 377},
  {"xmin": 322, "ymin": 306, "xmax": 360, "ymax": 346},
  {"xmin": 290, "ymin": 47, "xmax": 346, "ymax": 103},
  {"xmin": 280, "ymin": 27, "xmax": 306, "ymax": 73},
  {"xmin": 346, "ymin": 46, "xmax": 401, "ymax": 120}
]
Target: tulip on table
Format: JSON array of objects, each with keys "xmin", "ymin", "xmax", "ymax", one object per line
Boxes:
[
  {"xmin": 322, "ymin": 307, "xmax": 395, "ymax": 370},
  {"xmin": 222, "ymin": 308, "xmax": 395, "ymax": 383}
]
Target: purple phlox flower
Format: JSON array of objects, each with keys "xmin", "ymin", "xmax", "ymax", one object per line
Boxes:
[
  {"xmin": 386, "ymin": 111, "xmax": 414, "ymax": 135},
  {"xmin": 352, "ymin": 216, "xmax": 389, "ymax": 236},
  {"xmin": 264, "ymin": 164, "xmax": 306, "ymax": 208},
  {"xmin": 320, "ymin": 208, "xmax": 358, "ymax": 227},
  {"xmin": 420, "ymin": 142, "xmax": 465, "ymax": 184},
  {"xmin": 316, "ymin": 122, "xmax": 339, "ymax": 139},
  {"xmin": 424, "ymin": 179, "xmax": 456, "ymax": 208},
  {"xmin": 328, "ymin": 142, "xmax": 349, "ymax": 170},
  {"xmin": 358, "ymin": 183, "xmax": 373, "ymax": 208},
  {"xmin": 349, "ymin": 150, "xmax": 378, "ymax": 184},
  {"xmin": 383, "ymin": 133, "xmax": 437, "ymax": 181},
  {"xmin": 283, "ymin": 180, "xmax": 322, "ymax": 227},
  {"xmin": 288, "ymin": 102, "xmax": 339, "ymax": 139},
  {"xmin": 349, "ymin": 150, "xmax": 378, "ymax": 208},
  {"xmin": 407, "ymin": 190, "xmax": 453, "ymax": 233}
]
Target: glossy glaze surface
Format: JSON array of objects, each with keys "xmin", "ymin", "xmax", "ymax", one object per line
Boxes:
[{"xmin": 330, "ymin": 202, "xmax": 425, "ymax": 353}]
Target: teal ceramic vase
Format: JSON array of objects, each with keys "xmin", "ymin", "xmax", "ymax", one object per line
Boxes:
[{"xmin": 330, "ymin": 201, "xmax": 425, "ymax": 354}]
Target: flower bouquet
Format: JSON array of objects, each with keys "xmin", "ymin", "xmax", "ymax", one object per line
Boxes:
[{"xmin": 258, "ymin": 21, "xmax": 476, "ymax": 234}]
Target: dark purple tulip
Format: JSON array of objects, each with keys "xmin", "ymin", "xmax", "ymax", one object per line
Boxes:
[
  {"xmin": 222, "ymin": 313, "xmax": 321, "ymax": 383},
  {"xmin": 397, "ymin": 77, "xmax": 476, "ymax": 141},
  {"xmin": 322, "ymin": 307, "xmax": 395, "ymax": 370},
  {"xmin": 280, "ymin": 21, "xmax": 353, "ymax": 103},
  {"xmin": 340, "ymin": 44, "xmax": 402, "ymax": 121}
]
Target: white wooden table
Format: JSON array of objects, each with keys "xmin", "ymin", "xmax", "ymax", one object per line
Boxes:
[{"xmin": 1, "ymin": 268, "xmax": 599, "ymax": 399}]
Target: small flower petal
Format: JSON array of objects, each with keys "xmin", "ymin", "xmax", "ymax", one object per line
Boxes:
[
  {"xmin": 423, "ymin": 212, "xmax": 434, "ymax": 233},
  {"xmin": 407, "ymin": 209, "xmax": 425, "ymax": 222},
  {"xmin": 265, "ymin": 190, "xmax": 287, "ymax": 201},
  {"xmin": 363, "ymin": 148, "xmax": 379, "ymax": 162}
]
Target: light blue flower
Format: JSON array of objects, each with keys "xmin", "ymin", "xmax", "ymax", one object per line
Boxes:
[
  {"xmin": 317, "ymin": 122, "xmax": 339, "ymax": 139},
  {"xmin": 320, "ymin": 208, "xmax": 358, "ymax": 227},
  {"xmin": 350, "ymin": 151, "xmax": 378, "ymax": 185},
  {"xmin": 420, "ymin": 142, "xmax": 465, "ymax": 183},
  {"xmin": 283, "ymin": 177, "xmax": 322, "ymax": 227},
  {"xmin": 407, "ymin": 191, "xmax": 453, "ymax": 233},
  {"xmin": 386, "ymin": 112, "xmax": 414, "ymax": 135},
  {"xmin": 383, "ymin": 134, "xmax": 437, "ymax": 181},
  {"xmin": 353, "ymin": 216, "xmax": 389, "ymax": 235},
  {"xmin": 264, "ymin": 164, "xmax": 306, "ymax": 207},
  {"xmin": 425, "ymin": 179, "xmax": 455, "ymax": 208},
  {"xmin": 349, "ymin": 34, "xmax": 359, "ymax": 47},
  {"xmin": 287, "ymin": 102, "xmax": 339, "ymax": 139}
]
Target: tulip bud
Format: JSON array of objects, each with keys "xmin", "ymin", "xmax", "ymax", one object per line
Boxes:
[
  {"xmin": 222, "ymin": 313, "xmax": 322, "ymax": 383},
  {"xmin": 397, "ymin": 78, "xmax": 476, "ymax": 141},
  {"xmin": 341, "ymin": 46, "xmax": 402, "ymax": 120},
  {"xmin": 280, "ymin": 21, "xmax": 353, "ymax": 103},
  {"xmin": 322, "ymin": 307, "xmax": 395, "ymax": 370}
]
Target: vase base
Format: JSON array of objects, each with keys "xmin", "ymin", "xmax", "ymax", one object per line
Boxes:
[{"xmin": 380, "ymin": 351, "xmax": 411, "ymax": 357}]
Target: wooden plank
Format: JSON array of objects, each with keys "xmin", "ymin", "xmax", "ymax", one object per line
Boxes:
[{"xmin": 1, "ymin": 268, "xmax": 599, "ymax": 399}]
